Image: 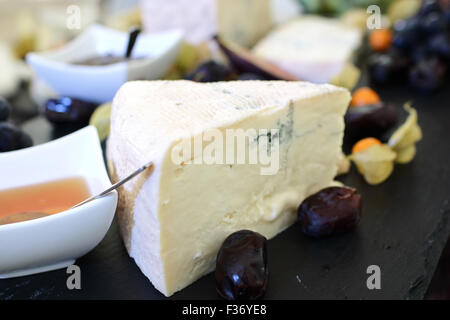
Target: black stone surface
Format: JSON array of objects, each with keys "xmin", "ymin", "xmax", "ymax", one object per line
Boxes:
[{"xmin": 1, "ymin": 81, "xmax": 449, "ymax": 300}]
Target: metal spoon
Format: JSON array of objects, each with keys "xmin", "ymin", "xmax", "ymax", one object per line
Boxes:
[{"xmin": 72, "ymin": 161, "xmax": 153, "ymax": 209}]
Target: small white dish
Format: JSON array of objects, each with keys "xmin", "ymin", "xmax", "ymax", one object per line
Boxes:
[
  {"xmin": 26, "ymin": 24, "xmax": 184, "ymax": 104},
  {"xmin": 0, "ymin": 126, "xmax": 117, "ymax": 278}
]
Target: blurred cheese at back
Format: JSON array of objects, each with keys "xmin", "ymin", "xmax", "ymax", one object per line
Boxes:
[
  {"xmin": 217, "ymin": 0, "xmax": 272, "ymax": 48},
  {"xmin": 141, "ymin": 0, "xmax": 271, "ymax": 47},
  {"xmin": 252, "ymin": 15, "xmax": 363, "ymax": 83},
  {"xmin": 107, "ymin": 80, "xmax": 350, "ymax": 296}
]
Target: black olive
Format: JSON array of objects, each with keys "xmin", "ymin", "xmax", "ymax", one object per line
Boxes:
[
  {"xmin": 0, "ymin": 97, "xmax": 11, "ymax": 122},
  {"xmin": 44, "ymin": 97, "xmax": 98, "ymax": 124},
  {"xmin": 215, "ymin": 230, "xmax": 268, "ymax": 300},
  {"xmin": 344, "ymin": 102, "xmax": 397, "ymax": 141},
  {"xmin": 0, "ymin": 122, "xmax": 33, "ymax": 152},
  {"xmin": 298, "ymin": 187, "xmax": 362, "ymax": 238}
]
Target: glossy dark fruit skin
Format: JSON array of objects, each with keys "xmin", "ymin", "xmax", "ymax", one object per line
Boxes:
[
  {"xmin": 409, "ymin": 57, "xmax": 447, "ymax": 93},
  {"xmin": 368, "ymin": 52, "xmax": 411, "ymax": 85},
  {"xmin": 215, "ymin": 230, "xmax": 268, "ymax": 300},
  {"xmin": 238, "ymin": 72, "xmax": 266, "ymax": 80},
  {"xmin": 185, "ymin": 60, "xmax": 236, "ymax": 82},
  {"xmin": 298, "ymin": 187, "xmax": 362, "ymax": 238},
  {"xmin": 345, "ymin": 102, "xmax": 397, "ymax": 141},
  {"xmin": 422, "ymin": 12, "xmax": 447, "ymax": 34},
  {"xmin": 0, "ymin": 97, "xmax": 11, "ymax": 122},
  {"xmin": 440, "ymin": 0, "xmax": 450, "ymax": 22},
  {"xmin": 429, "ymin": 33, "xmax": 450, "ymax": 60},
  {"xmin": 420, "ymin": 0, "xmax": 442, "ymax": 17},
  {"xmin": 44, "ymin": 97, "xmax": 98, "ymax": 124},
  {"xmin": 393, "ymin": 30, "xmax": 418, "ymax": 51},
  {"xmin": 0, "ymin": 122, "xmax": 33, "ymax": 152},
  {"xmin": 393, "ymin": 18, "xmax": 422, "ymax": 50},
  {"xmin": 412, "ymin": 45, "xmax": 432, "ymax": 63}
]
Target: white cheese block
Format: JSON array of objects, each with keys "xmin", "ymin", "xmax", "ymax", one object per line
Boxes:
[
  {"xmin": 252, "ymin": 16, "xmax": 363, "ymax": 83},
  {"xmin": 140, "ymin": 0, "xmax": 272, "ymax": 47},
  {"xmin": 107, "ymin": 80, "xmax": 350, "ymax": 296}
]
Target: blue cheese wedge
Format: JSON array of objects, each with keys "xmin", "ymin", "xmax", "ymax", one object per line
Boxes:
[
  {"xmin": 252, "ymin": 15, "xmax": 363, "ymax": 83},
  {"xmin": 107, "ymin": 80, "xmax": 350, "ymax": 296}
]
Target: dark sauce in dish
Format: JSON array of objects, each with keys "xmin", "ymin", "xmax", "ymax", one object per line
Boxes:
[{"xmin": 71, "ymin": 53, "xmax": 143, "ymax": 66}]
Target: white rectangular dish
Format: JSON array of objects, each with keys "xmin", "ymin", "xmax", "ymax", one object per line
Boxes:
[
  {"xmin": 0, "ymin": 126, "xmax": 117, "ymax": 278},
  {"xmin": 26, "ymin": 24, "xmax": 184, "ymax": 103}
]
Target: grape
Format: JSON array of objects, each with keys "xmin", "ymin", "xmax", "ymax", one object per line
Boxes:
[
  {"xmin": 0, "ymin": 122, "xmax": 33, "ymax": 152},
  {"xmin": 409, "ymin": 57, "xmax": 447, "ymax": 93},
  {"xmin": 428, "ymin": 32, "xmax": 450, "ymax": 59},
  {"xmin": 368, "ymin": 51, "xmax": 411, "ymax": 84},
  {"xmin": 0, "ymin": 97, "xmax": 11, "ymax": 122},
  {"xmin": 45, "ymin": 97, "xmax": 98, "ymax": 124},
  {"xmin": 185, "ymin": 60, "xmax": 236, "ymax": 82}
]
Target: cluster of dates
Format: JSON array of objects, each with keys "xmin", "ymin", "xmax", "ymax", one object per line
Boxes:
[{"xmin": 216, "ymin": 187, "xmax": 362, "ymax": 300}]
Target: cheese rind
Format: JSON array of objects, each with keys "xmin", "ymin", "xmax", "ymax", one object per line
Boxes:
[{"xmin": 107, "ymin": 80, "xmax": 350, "ymax": 296}]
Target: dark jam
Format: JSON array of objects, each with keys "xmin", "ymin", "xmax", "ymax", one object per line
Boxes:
[{"xmin": 72, "ymin": 54, "xmax": 143, "ymax": 66}]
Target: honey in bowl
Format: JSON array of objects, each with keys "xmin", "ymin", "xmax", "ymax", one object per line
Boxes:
[{"xmin": 0, "ymin": 177, "xmax": 90, "ymax": 226}]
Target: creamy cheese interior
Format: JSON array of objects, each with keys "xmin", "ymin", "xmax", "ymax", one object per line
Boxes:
[{"xmin": 107, "ymin": 80, "xmax": 350, "ymax": 296}]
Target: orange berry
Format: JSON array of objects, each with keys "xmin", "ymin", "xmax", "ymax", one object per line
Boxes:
[
  {"xmin": 350, "ymin": 87, "xmax": 381, "ymax": 107},
  {"xmin": 369, "ymin": 29, "xmax": 393, "ymax": 52},
  {"xmin": 352, "ymin": 137, "xmax": 382, "ymax": 154}
]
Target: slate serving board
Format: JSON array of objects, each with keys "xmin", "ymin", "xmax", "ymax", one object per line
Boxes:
[{"xmin": 1, "ymin": 80, "xmax": 450, "ymax": 300}]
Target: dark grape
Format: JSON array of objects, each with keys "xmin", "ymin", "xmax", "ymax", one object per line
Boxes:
[
  {"xmin": 393, "ymin": 30, "xmax": 418, "ymax": 50},
  {"xmin": 185, "ymin": 60, "xmax": 237, "ymax": 82},
  {"xmin": 439, "ymin": 0, "xmax": 450, "ymax": 22},
  {"xmin": 394, "ymin": 16, "xmax": 422, "ymax": 33},
  {"xmin": 238, "ymin": 73, "xmax": 266, "ymax": 80},
  {"xmin": 393, "ymin": 17, "xmax": 425, "ymax": 51},
  {"xmin": 421, "ymin": 12, "xmax": 447, "ymax": 34},
  {"xmin": 298, "ymin": 187, "xmax": 362, "ymax": 238},
  {"xmin": 0, "ymin": 97, "xmax": 11, "ymax": 122},
  {"xmin": 44, "ymin": 97, "xmax": 97, "ymax": 124},
  {"xmin": 428, "ymin": 32, "xmax": 450, "ymax": 59},
  {"xmin": 419, "ymin": 0, "xmax": 442, "ymax": 16},
  {"xmin": 215, "ymin": 230, "xmax": 268, "ymax": 300},
  {"xmin": 368, "ymin": 52, "xmax": 411, "ymax": 85},
  {"xmin": 0, "ymin": 122, "xmax": 33, "ymax": 152},
  {"xmin": 412, "ymin": 45, "xmax": 433, "ymax": 62},
  {"xmin": 409, "ymin": 57, "xmax": 447, "ymax": 93}
]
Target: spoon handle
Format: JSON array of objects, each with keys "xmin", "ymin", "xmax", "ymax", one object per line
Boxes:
[
  {"xmin": 72, "ymin": 161, "xmax": 153, "ymax": 209},
  {"xmin": 125, "ymin": 27, "xmax": 141, "ymax": 59}
]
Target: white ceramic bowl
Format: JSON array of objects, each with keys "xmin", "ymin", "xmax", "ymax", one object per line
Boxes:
[
  {"xmin": 0, "ymin": 126, "xmax": 117, "ymax": 278},
  {"xmin": 26, "ymin": 24, "xmax": 184, "ymax": 104}
]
